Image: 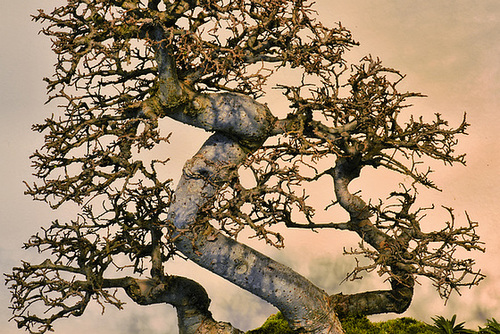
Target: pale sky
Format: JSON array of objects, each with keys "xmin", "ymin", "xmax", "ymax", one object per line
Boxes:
[{"xmin": 1, "ymin": 1, "xmax": 499, "ymax": 333}]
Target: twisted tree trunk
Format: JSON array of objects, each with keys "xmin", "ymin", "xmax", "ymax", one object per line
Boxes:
[
  {"xmin": 142, "ymin": 36, "xmax": 345, "ymax": 333},
  {"xmin": 167, "ymin": 133, "xmax": 343, "ymax": 333}
]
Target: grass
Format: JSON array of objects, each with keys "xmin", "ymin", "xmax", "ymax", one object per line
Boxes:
[{"xmin": 246, "ymin": 313, "xmax": 499, "ymax": 334}]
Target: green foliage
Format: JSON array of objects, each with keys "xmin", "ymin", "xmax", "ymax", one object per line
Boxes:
[
  {"xmin": 479, "ymin": 318, "xmax": 500, "ymax": 334},
  {"xmin": 247, "ymin": 313, "xmax": 296, "ymax": 334},
  {"xmin": 340, "ymin": 316, "xmax": 375, "ymax": 333},
  {"xmin": 429, "ymin": 315, "xmax": 476, "ymax": 334},
  {"xmin": 247, "ymin": 313, "xmax": 500, "ymax": 334},
  {"xmin": 377, "ymin": 317, "xmax": 436, "ymax": 334},
  {"xmin": 340, "ymin": 316, "xmax": 435, "ymax": 334},
  {"xmin": 248, "ymin": 314, "xmax": 437, "ymax": 334}
]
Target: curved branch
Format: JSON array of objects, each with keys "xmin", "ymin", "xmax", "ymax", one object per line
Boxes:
[
  {"xmin": 138, "ymin": 41, "xmax": 277, "ymax": 147},
  {"xmin": 7, "ymin": 258, "xmax": 242, "ymax": 334},
  {"xmin": 327, "ymin": 157, "xmax": 415, "ymax": 315},
  {"xmin": 331, "ymin": 283, "xmax": 414, "ymax": 318},
  {"xmin": 104, "ymin": 276, "xmax": 242, "ymax": 334}
]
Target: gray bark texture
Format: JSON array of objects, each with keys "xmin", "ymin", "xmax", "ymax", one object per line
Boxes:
[
  {"xmin": 167, "ymin": 133, "xmax": 343, "ymax": 333},
  {"xmin": 148, "ymin": 36, "xmax": 343, "ymax": 332}
]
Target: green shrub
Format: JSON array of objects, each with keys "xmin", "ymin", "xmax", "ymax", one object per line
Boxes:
[
  {"xmin": 430, "ymin": 315, "xmax": 476, "ymax": 334},
  {"xmin": 340, "ymin": 316, "xmax": 378, "ymax": 334},
  {"xmin": 479, "ymin": 318, "xmax": 500, "ymax": 334},
  {"xmin": 341, "ymin": 315, "xmax": 435, "ymax": 334},
  {"xmin": 376, "ymin": 317, "xmax": 436, "ymax": 334},
  {"xmin": 248, "ymin": 313, "xmax": 500, "ymax": 334},
  {"xmin": 247, "ymin": 313, "xmax": 296, "ymax": 334}
]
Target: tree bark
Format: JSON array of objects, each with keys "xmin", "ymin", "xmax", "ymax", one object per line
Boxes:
[
  {"xmin": 152, "ymin": 37, "xmax": 345, "ymax": 333},
  {"xmin": 105, "ymin": 276, "xmax": 243, "ymax": 334},
  {"xmin": 328, "ymin": 158, "xmax": 415, "ymax": 317},
  {"xmin": 167, "ymin": 133, "xmax": 343, "ymax": 333}
]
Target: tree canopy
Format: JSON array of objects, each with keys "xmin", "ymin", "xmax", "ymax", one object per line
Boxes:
[{"xmin": 6, "ymin": 1, "xmax": 484, "ymax": 334}]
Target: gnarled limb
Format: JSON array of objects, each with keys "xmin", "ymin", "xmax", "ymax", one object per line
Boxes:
[
  {"xmin": 6, "ymin": 257, "xmax": 242, "ymax": 334},
  {"xmin": 327, "ymin": 157, "xmax": 415, "ymax": 317},
  {"xmin": 112, "ymin": 276, "xmax": 243, "ymax": 334},
  {"xmin": 139, "ymin": 38, "xmax": 277, "ymax": 146}
]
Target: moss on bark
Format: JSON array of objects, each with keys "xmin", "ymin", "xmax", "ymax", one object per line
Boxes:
[{"xmin": 247, "ymin": 313, "xmax": 436, "ymax": 334}]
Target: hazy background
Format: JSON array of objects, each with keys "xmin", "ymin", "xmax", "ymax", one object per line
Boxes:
[{"xmin": 1, "ymin": 1, "xmax": 499, "ymax": 333}]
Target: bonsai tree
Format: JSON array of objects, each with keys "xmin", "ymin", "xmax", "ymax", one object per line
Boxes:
[{"xmin": 6, "ymin": 1, "xmax": 484, "ymax": 333}]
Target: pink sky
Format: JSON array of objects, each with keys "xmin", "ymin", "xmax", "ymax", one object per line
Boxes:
[{"xmin": 1, "ymin": 1, "xmax": 499, "ymax": 332}]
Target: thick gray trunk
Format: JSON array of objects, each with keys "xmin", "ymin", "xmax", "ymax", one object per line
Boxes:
[
  {"xmin": 153, "ymin": 40, "xmax": 343, "ymax": 332},
  {"xmin": 167, "ymin": 133, "xmax": 343, "ymax": 333}
]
